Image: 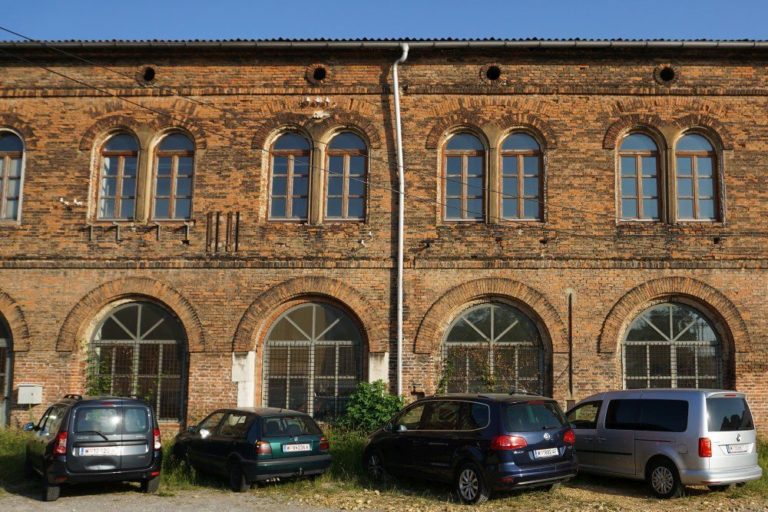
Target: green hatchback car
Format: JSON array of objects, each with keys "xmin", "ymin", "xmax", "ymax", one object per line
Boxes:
[{"xmin": 173, "ymin": 407, "xmax": 331, "ymax": 491}]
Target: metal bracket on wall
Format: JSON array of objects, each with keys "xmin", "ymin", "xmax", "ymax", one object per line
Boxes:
[
  {"xmin": 85, "ymin": 224, "xmax": 94, "ymax": 241},
  {"xmin": 183, "ymin": 222, "xmax": 192, "ymax": 245},
  {"xmin": 154, "ymin": 223, "xmax": 161, "ymax": 241},
  {"xmin": 112, "ymin": 222, "xmax": 121, "ymax": 242}
]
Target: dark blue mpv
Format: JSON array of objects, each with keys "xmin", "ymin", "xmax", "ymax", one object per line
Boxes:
[{"xmin": 363, "ymin": 393, "xmax": 578, "ymax": 504}]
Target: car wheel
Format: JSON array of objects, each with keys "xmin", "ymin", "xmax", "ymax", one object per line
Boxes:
[
  {"xmin": 228, "ymin": 462, "xmax": 248, "ymax": 493},
  {"xmin": 365, "ymin": 451, "xmax": 388, "ymax": 483},
  {"xmin": 647, "ymin": 459, "xmax": 684, "ymax": 499},
  {"xmin": 455, "ymin": 462, "xmax": 490, "ymax": 505},
  {"xmin": 141, "ymin": 475, "xmax": 160, "ymax": 493},
  {"xmin": 42, "ymin": 483, "xmax": 60, "ymax": 502}
]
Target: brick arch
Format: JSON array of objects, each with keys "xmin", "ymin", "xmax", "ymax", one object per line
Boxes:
[
  {"xmin": 0, "ymin": 113, "xmax": 38, "ymax": 150},
  {"xmin": 496, "ymin": 113, "xmax": 558, "ymax": 149},
  {"xmin": 425, "ymin": 109, "xmax": 487, "ymax": 149},
  {"xmin": 603, "ymin": 114, "xmax": 667, "ymax": 149},
  {"xmin": 598, "ymin": 276, "xmax": 749, "ymax": 354},
  {"xmin": 154, "ymin": 120, "xmax": 208, "ymax": 150},
  {"xmin": 0, "ymin": 289, "xmax": 31, "ymax": 352},
  {"xmin": 79, "ymin": 115, "xmax": 143, "ymax": 151},
  {"xmin": 414, "ymin": 278, "xmax": 567, "ymax": 355},
  {"xmin": 57, "ymin": 277, "xmax": 205, "ymax": 353},
  {"xmin": 233, "ymin": 276, "xmax": 387, "ymax": 353},
  {"xmin": 251, "ymin": 113, "xmax": 313, "ymax": 150},
  {"xmin": 672, "ymin": 114, "xmax": 734, "ymax": 150},
  {"xmin": 312, "ymin": 111, "xmax": 383, "ymax": 149}
]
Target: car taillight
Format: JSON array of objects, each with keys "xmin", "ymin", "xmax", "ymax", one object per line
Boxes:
[
  {"xmin": 699, "ymin": 437, "xmax": 712, "ymax": 458},
  {"xmin": 491, "ymin": 435, "xmax": 527, "ymax": 450},
  {"xmin": 256, "ymin": 441, "xmax": 272, "ymax": 456},
  {"xmin": 153, "ymin": 428, "xmax": 162, "ymax": 451},
  {"xmin": 319, "ymin": 436, "xmax": 330, "ymax": 452},
  {"xmin": 563, "ymin": 429, "xmax": 576, "ymax": 445},
  {"xmin": 53, "ymin": 431, "xmax": 68, "ymax": 456}
]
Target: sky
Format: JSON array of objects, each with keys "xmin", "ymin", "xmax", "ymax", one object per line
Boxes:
[{"xmin": 1, "ymin": 0, "xmax": 767, "ymax": 41}]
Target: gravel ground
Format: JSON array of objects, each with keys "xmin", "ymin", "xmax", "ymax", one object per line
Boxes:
[{"xmin": 0, "ymin": 477, "xmax": 766, "ymax": 512}]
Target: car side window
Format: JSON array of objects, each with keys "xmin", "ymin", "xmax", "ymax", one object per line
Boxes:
[
  {"xmin": 198, "ymin": 411, "xmax": 226, "ymax": 433},
  {"xmin": 218, "ymin": 412, "xmax": 251, "ymax": 438},
  {"xmin": 397, "ymin": 404, "xmax": 426, "ymax": 431},
  {"xmin": 605, "ymin": 399, "xmax": 641, "ymax": 430},
  {"xmin": 458, "ymin": 402, "xmax": 490, "ymax": 430},
  {"xmin": 567, "ymin": 401, "xmax": 601, "ymax": 429},
  {"xmin": 37, "ymin": 407, "xmax": 53, "ymax": 434},
  {"xmin": 40, "ymin": 406, "xmax": 66, "ymax": 436},
  {"xmin": 422, "ymin": 401, "xmax": 460, "ymax": 430}
]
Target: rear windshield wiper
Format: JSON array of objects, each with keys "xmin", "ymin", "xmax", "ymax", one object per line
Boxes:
[{"xmin": 77, "ymin": 430, "xmax": 110, "ymax": 441}]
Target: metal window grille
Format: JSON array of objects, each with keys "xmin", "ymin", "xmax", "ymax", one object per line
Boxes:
[
  {"xmin": 622, "ymin": 303, "xmax": 722, "ymax": 389},
  {"xmin": 92, "ymin": 302, "xmax": 185, "ymax": 421},
  {"xmin": 263, "ymin": 303, "xmax": 362, "ymax": 420}
]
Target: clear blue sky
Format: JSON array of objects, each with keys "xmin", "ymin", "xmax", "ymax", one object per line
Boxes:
[{"xmin": 2, "ymin": 0, "xmax": 767, "ymax": 41}]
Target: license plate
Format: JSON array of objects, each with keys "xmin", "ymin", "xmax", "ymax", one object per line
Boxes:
[
  {"xmin": 727, "ymin": 444, "xmax": 748, "ymax": 454},
  {"xmin": 534, "ymin": 448, "xmax": 559, "ymax": 459},
  {"xmin": 78, "ymin": 446, "xmax": 120, "ymax": 456},
  {"xmin": 282, "ymin": 443, "xmax": 311, "ymax": 453}
]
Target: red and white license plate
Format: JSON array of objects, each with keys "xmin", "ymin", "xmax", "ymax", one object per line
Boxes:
[
  {"xmin": 282, "ymin": 443, "xmax": 310, "ymax": 453},
  {"xmin": 727, "ymin": 444, "xmax": 748, "ymax": 454},
  {"xmin": 78, "ymin": 446, "xmax": 120, "ymax": 456},
  {"xmin": 533, "ymin": 448, "xmax": 559, "ymax": 459}
]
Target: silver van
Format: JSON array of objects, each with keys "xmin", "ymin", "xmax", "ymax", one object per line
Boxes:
[{"xmin": 566, "ymin": 389, "xmax": 762, "ymax": 498}]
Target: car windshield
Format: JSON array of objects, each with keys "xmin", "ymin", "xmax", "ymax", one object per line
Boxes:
[
  {"xmin": 707, "ymin": 397, "xmax": 754, "ymax": 432},
  {"xmin": 262, "ymin": 416, "xmax": 321, "ymax": 437},
  {"xmin": 74, "ymin": 407, "xmax": 121, "ymax": 435},
  {"xmin": 503, "ymin": 402, "xmax": 567, "ymax": 432}
]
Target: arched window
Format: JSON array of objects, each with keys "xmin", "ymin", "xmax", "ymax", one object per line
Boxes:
[
  {"xmin": 263, "ymin": 303, "xmax": 363, "ymax": 420},
  {"xmin": 98, "ymin": 133, "xmax": 139, "ymax": 220},
  {"xmin": 676, "ymin": 134, "xmax": 718, "ymax": 220},
  {"xmin": 326, "ymin": 132, "xmax": 367, "ymax": 220},
  {"xmin": 501, "ymin": 133, "xmax": 542, "ymax": 220},
  {"xmin": 444, "ymin": 133, "xmax": 485, "ymax": 221},
  {"xmin": 443, "ymin": 303, "xmax": 545, "ymax": 394},
  {"xmin": 0, "ymin": 317, "xmax": 10, "ymax": 426},
  {"xmin": 90, "ymin": 302, "xmax": 186, "ymax": 421},
  {"xmin": 0, "ymin": 132, "xmax": 24, "ymax": 221},
  {"xmin": 154, "ymin": 133, "xmax": 194, "ymax": 220},
  {"xmin": 270, "ymin": 132, "xmax": 311, "ymax": 220},
  {"xmin": 623, "ymin": 303, "xmax": 722, "ymax": 389},
  {"xmin": 619, "ymin": 133, "xmax": 660, "ymax": 220}
]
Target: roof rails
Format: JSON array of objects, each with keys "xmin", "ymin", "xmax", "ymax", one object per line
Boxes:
[
  {"xmin": 507, "ymin": 389, "xmax": 540, "ymax": 396},
  {"xmin": 63, "ymin": 394, "xmax": 83, "ymax": 401}
]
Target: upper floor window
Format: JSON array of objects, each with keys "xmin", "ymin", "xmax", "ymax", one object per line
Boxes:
[
  {"xmin": 270, "ymin": 132, "xmax": 310, "ymax": 221},
  {"xmin": 98, "ymin": 133, "xmax": 138, "ymax": 220},
  {"xmin": 0, "ymin": 132, "xmax": 23, "ymax": 221},
  {"xmin": 676, "ymin": 134, "xmax": 717, "ymax": 221},
  {"xmin": 501, "ymin": 133, "xmax": 542, "ymax": 220},
  {"xmin": 326, "ymin": 132, "xmax": 367, "ymax": 220},
  {"xmin": 154, "ymin": 133, "xmax": 194, "ymax": 220},
  {"xmin": 619, "ymin": 133, "xmax": 660, "ymax": 220},
  {"xmin": 444, "ymin": 133, "xmax": 485, "ymax": 221}
]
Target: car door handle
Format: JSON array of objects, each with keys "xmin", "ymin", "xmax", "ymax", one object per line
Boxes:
[{"xmin": 597, "ymin": 437, "xmax": 607, "ymax": 442}]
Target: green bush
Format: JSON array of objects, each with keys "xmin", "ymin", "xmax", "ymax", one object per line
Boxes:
[{"xmin": 338, "ymin": 380, "xmax": 403, "ymax": 433}]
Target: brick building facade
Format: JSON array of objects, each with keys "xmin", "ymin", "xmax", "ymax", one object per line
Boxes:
[{"xmin": 0, "ymin": 39, "xmax": 766, "ymax": 431}]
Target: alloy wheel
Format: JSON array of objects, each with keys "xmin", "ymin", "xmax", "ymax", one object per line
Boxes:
[
  {"xmin": 458, "ymin": 468, "xmax": 479, "ymax": 501},
  {"xmin": 651, "ymin": 465, "xmax": 674, "ymax": 495}
]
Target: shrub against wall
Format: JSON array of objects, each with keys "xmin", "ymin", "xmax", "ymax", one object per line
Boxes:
[{"xmin": 339, "ymin": 380, "xmax": 404, "ymax": 433}]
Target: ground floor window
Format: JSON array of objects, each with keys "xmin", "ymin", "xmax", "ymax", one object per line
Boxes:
[
  {"xmin": 623, "ymin": 302, "xmax": 722, "ymax": 389},
  {"xmin": 90, "ymin": 301, "xmax": 186, "ymax": 421},
  {"xmin": 443, "ymin": 302, "xmax": 545, "ymax": 394},
  {"xmin": 263, "ymin": 302, "xmax": 363, "ymax": 420}
]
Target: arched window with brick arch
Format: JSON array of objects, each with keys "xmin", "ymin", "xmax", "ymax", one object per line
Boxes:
[
  {"xmin": 89, "ymin": 301, "xmax": 187, "ymax": 421},
  {"xmin": 622, "ymin": 302, "xmax": 722, "ymax": 389},
  {"xmin": 153, "ymin": 132, "xmax": 194, "ymax": 220},
  {"xmin": 97, "ymin": 133, "xmax": 139, "ymax": 220},
  {"xmin": 269, "ymin": 132, "xmax": 311, "ymax": 221},
  {"xmin": 326, "ymin": 131, "xmax": 367, "ymax": 221},
  {"xmin": 262, "ymin": 302, "xmax": 364, "ymax": 420},
  {"xmin": 443, "ymin": 132, "xmax": 485, "ymax": 221},
  {"xmin": 619, "ymin": 133, "xmax": 660, "ymax": 220},
  {"xmin": 675, "ymin": 133, "xmax": 719, "ymax": 221},
  {"xmin": 0, "ymin": 131, "xmax": 24, "ymax": 221}
]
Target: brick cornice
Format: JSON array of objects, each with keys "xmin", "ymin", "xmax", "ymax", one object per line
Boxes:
[
  {"xmin": 57, "ymin": 277, "xmax": 205, "ymax": 353},
  {"xmin": 413, "ymin": 278, "xmax": 566, "ymax": 355},
  {"xmin": 233, "ymin": 276, "xmax": 388, "ymax": 353},
  {"xmin": 0, "ymin": 289, "xmax": 31, "ymax": 351},
  {"xmin": 598, "ymin": 276, "xmax": 749, "ymax": 354}
]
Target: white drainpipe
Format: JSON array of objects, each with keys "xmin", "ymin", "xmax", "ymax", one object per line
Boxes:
[{"xmin": 393, "ymin": 42, "xmax": 409, "ymax": 396}]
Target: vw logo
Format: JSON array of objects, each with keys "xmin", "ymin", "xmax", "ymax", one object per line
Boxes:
[
  {"xmin": 543, "ymin": 432, "xmax": 551, "ymax": 441},
  {"xmin": 737, "ymin": 434, "xmax": 742, "ymax": 442}
]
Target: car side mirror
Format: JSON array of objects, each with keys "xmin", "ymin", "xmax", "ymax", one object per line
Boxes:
[
  {"xmin": 383, "ymin": 422, "xmax": 393, "ymax": 433},
  {"xmin": 187, "ymin": 425, "xmax": 199, "ymax": 434},
  {"xmin": 199, "ymin": 428, "xmax": 210, "ymax": 439},
  {"xmin": 395, "ymin": 424, "xmax": 407, "ymax": 433},
  {"xmin": 22, "ymin": 422, "xmax": 36, "ymax": 432}
]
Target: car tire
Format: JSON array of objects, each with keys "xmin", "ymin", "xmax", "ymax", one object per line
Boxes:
[
  {"xmin": 141, "ymin": 475, "xmax": 160, "ymax": 493},
  {"xmin": 364, "ymin": 450, "xmax": 388, "ymax": 483},
  {"xmin": 228, "ymin": 462, "xmax": 248, "ymax": 493},
  {"xmin": 42, "ymin": 482, "xmax": 60, "ymax": 502},
  {"xmin": 455, "ymin": 462, "xmax": 490, "ymax": 505},
  {"xmin": 647, "ymin": 459, "xmax": 684, "ymax": 499}
]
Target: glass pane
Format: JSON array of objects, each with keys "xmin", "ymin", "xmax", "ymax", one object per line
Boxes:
[
  {"xmin": 677, "ymin": 178, "xmax": 693, "ymax": 197},
  {"xmin": 162, "ymin": 344, "xmax": 181, "ymax": 376},
  {"xmin": 502, "ymin": 177, "xmax": 518, "ymax": 197},
  {"xmin": 103, "ymin": 157, "xmax": 118, "ymax": 176},
  {"xmin": 122, "ymin": 177, "xmax": 136, "ymax": 196},
  {"xmin": 698, "ymin": 346, "xmax": 719, "ymax": 376},
  {"xmin": 326, "ymin": 198, "xmax": 342, "ymax": 218},
  {"xmin": 270, "ymin": 198, "xmax": 286, "ymax": 218},
  {"xmin": 100, "ymin": 178, "xmax": 117, "ymax": 197},
  {"xmin": 293, "ymin": 177, "xmax": 308, "ymax": 196},
  {"xmin": 699, "ymin": 199, "xmax": 716, "ymax": 220},
  {"xmin": 523, "ymin": 200, "xmax": 539, "ymax": 219},
  {"xmin": 620, "ymin": 156, "xmax": 636, "ymax": 176},
  {"xmin": 446, "ymin": 157, "xmax": 461, "ymax": 176},
  {"xmin": 622, "ymin": 178, "xmax": 637, "ymax": 196},
  {"xmin": 642, "ymin": 178, "xmax": 657, "ymax": 196},
  {"xmin": 338, "ymin": 345, "xmax": 358, "ymax": 376},
  {"xmin": 0, "ymin": 132, "xmax": 23, "ymax": 152},
  {"xmin": 2, "ymin": 200, "xmax": 16, "ymax": 220},
  {"xmin": 495, "ymin": 306, "xmax": 538, "ymax": 342},
  {"xmin": 288, "ymin": 305, "xmax": 314, "ymax": 338},
  {"xmin": 274, "ymin": 133, "xmax": 310, "ymax": 150},
  {"xmin": 348, "ymin": 198, "xmax": 364, "ymax": 219},
  {"xmin": 502, "ymin": 133, "xmax": 539, "ymax": 151},
  {"xmin": 294, "ymin": 157, "xmax": 310, "ymax": 175},
  {"xmin": 273, "ymin": 157, "xmax": 289, "ymax": 175},
  {"xmin": 502, "ymin": 156, "xmax": 517, "ymax": 175},
  {"xmin": 698, "ymin": 178, "xmax": 714, "ymax": 197},
  {"xmin": 105, "ymin": 134, "xmax": 138, "ymax": 152},
  {"xmin": 155, "ymin": 177, "xmax": 171, "ymax": 197},
  {"xmin": 349, "ymin": 179, "xmax": 365, "ymax": 197},
  {"xmin": 157, "ymin": 158, "xmax": 172, "ymax": 176},
  {"xmin": 678, "ymin": 199, "xmax": 694, "ymax": 219},
  {"xmin": 99, "ymin": 199, "xmax": 115, "ymax": 219},
  {"xmin": 502, "ymin": 199, "xmax": 518, "ymax": 218},
  {"xmin": 268, "ymin": 318, "xmax": 307, "ymax": 342},
  {"xmin": 292, "ymin": 198, "xmax": 308, "ymax": 219},
  {"xmin": 677, "ymin": 157, "xmax": 692, "ymax": 176},
  {"xmin": 154, "ymin": 199, "xmax": 169, "ymax": 219},
  {"xmin": 329, "ymin": 132, "xmax": 366, "ymax": 150},
  {"xmin": 138, "ymin": 344, "xmax": 160, "ymax": 375},
  {"xmin": 176, "ymin": 177, "xmax": 192, "ymax": 197},
  {"xmin": 329, "ymin": 156, "xmax": 344, "ymax": 175},
  {"xmin": 641, "ymin": 157, "xmax": 657, "ymax": 176},
  {"xmin": 676, "ymin": 346, "xmax": 696, "ymax": 377},
  {"xmin": 624, "ymin": 345, "xmax": 647, "ymax": 378},
  {"xmin": 621, "ymin": 133, "xmax": 657, "ymax": 151},
  {"xmin": 267, "ymin": 379, "xmax": 287, "ymax": 408},
  {"xmin": 175, "ymin": 199, "xmax": 191, "ymax": 219},
  {"xmin": 466, "ymin": 199, "xmax": 483, "ymax": 219},
  {"xmin": 314, "ymin": 346, "xmax": 335, "ymax": 376},
  {"xmin": 327, "ymin": 177, "xmax": 343, "ymax": 196},
  {"xmin": 269, "ymin": 347, "xmax": 289, "ymax": 375},
  {"xmin": 621, "ymin": 199, "xmax": 638, "ymax": 219},
  {"xmin": 523, "ymin": 156, "xmax": 539, "ymax": 175},
  {"xmin": 271, "ymin": 176, "xmax": 287, "ymax": 197},
  {"xmin": 177, "ymin": 157, "xmax": 194, "ymax": 176},
  {"xmin": 467, "ymin": 156, "xmax": 483, "ymax": 175},
  {"xmin": 677, "ymin": 134, "xmax": 713, "ymax": 152},
  {"xmin": 289, "ymin": 379, "xmax": 308, "ymax": 413},
  {"xmin": 626, "ymin": 316, "xmax": 665, "ymax": 342},
  {"xmin": 643, "ymin": 199, "xmax": 659, "ymax": 219},
  {"xmin": 648, "ymin": 345, "xmax": 671, "ymax": 377},
  {"xmin": 120, "ymin": 199, "xmax": 135, "ymax": 219},
  {"xmin": 446, "ymin": 319, "xmax": 486, "ymax": 343},
  {"xmin": 464, "ymin": 307, "xmax": 492, "ymax": 339},
  {"xmin": 446, "ymin": 133, "xmax": 483, "ymax": 151},
  {"xmin": 445, "ymin": 198, "xmax": 462, "ymax": 219},
  {"xmin": 523, "ymin": 178, "xmax": 538, "ymax": 196},
  {"xmin": 123, "ymin": 158, "xmax": 137, "ymax": 177},
  {"xmin": 698, "ymin": 157, "xmax": 713, "ymax": 177},
  {"xmin": 467, "ymin": 177, "xmax": 483, "ymax": 194},
  {"xmin": 159, "ymin": 133, "xmax": 194, "ymax": 151}
]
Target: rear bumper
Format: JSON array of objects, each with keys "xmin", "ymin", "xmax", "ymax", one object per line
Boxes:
[
  {"xmin": 45, "ymin": 452, "xmax": 162, "ymax": 485},
  {"xmin": 488, "ymin": 459, "xmax": 578, "ymax": 490},
  {"xmin": 680, "ymin": 465, "xmax": 763, "ymax": 486},
  {"xmin": 243, "ymin": 454, "xmax": 332, "ymax": 482}
]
